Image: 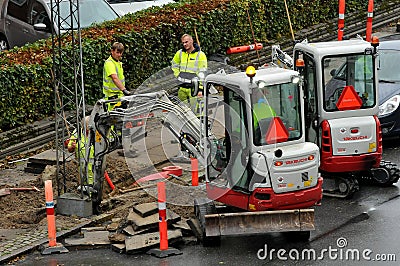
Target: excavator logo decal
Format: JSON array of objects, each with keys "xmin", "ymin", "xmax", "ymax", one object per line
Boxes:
[
  {"xmin": 343, "ymin": 135, "xmax": 368, "ymax": 141},
  {"xmin": 285, "ymin": 157, "xmax": 309, "ymax": 165}
]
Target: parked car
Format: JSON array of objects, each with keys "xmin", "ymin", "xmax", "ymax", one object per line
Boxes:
[
  {"xmin": 325, "ymin": 37, "xmax": 400, "ymax": 138},
  {"xmin": 0, "ymin": 0, "xmax": 119, "ymax": 52},
  {"xmin": 107, "ymin": 0, "xmax": 176, "ymax": 16},
  {"xmin": 376, "ymin": 39, "xmax": 400, "ymax": 138}
]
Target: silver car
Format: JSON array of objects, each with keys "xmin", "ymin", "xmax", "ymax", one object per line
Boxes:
[
  {"xmin": 107, "ymin": 0, "xmax": 175, "ymax": 16},
  {"xmin": 0, "ymin": 0, "xmax": 119, "ymax": 52}
]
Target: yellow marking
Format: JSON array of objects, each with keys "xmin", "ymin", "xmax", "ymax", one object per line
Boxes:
[
  {"xmin": 369, "ymin": 142, "xmax": 376, "ymax": 149},
  {"xmin": 95, "ymin": 131, "xmax": 102, "ymax": 142},
  {"xmin": 304, "ymin": 181, "xmax": 311, "ymax": 187},
  {"xmin": 288, "ymin": 183, "xmax": 294, "ymax": 188},
  {"xmin": 248, "ymin": 204, "xmax": 256, "ymax": 211}
]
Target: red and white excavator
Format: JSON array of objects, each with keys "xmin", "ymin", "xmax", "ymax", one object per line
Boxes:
[
  {"xmin": 271, "ymin": 0, "xmax": 400, "ymax": 198},
  {"xmin": 80, "ymin": 60, "xmax": 323, "ymax": 244}
]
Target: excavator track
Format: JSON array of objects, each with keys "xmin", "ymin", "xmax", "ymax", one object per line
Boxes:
[
  {"xmin": 194, "ymin": 198, "xmax": 221, "ymax": 247},
  {"xmin": 322, "ymin": 174, "xmax": 360, "ymax": 199},
  {"xmin": 358, "ymin": 160, "xmax": 400, "ymax": 186},
  {"xmin": 323, "ymin": 160, "xmax": 400, "ymax": 199}
]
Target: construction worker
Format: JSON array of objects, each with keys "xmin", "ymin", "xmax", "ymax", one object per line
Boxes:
[
  {"xmin": 171, "ymin": 34, "xmax": 207, "ymax": 104},
  {"xmin": 252, "ymin": 89, "xmax": 277, "ymax": 145},
  {"xmin": 67, "ymin": 116, "xmax": 94, "ymax": 191},
  {"xmin": 253, "ymin": 99, "xmax": 277, "ymax": 129},
  {"xmin": 170, "ymin": 34, "xmax": 207, "ymax": 162},
  {"xmin": 103, "ymin": 42, "xmax": 131, "ymax": 111},
  {"xmin": 103, "ymin": 42, "xmax": 138, "ymax": 157}
]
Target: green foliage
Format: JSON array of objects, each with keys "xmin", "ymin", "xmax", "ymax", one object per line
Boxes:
[{"xmin": 0, "ymin": 0, "xmax": 394, "ymax": 131}]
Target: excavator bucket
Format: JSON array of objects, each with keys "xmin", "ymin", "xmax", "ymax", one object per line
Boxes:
[{"xmin": 204, "ymin": 209, "xmax": 314, "ymax": 237}]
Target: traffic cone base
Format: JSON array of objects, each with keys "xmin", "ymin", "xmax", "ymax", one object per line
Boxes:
[
  {"xmin": 41, "ymin": 243, "xmax": 69, "ymax": 255},
  {"xmin": 147, "ymin": 247, "xmax": 183, "ymax": 258}
]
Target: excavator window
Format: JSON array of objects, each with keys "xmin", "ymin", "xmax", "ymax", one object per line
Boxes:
[
  {"xmin": 251, "ymin": 83, "xmax": 301, "ymax": 146},
  {"xmin": 324, "ymin": 54, "xmax": 376, "ymax": 111}
]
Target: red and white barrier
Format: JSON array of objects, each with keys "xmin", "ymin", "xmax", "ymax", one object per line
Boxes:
[
  {"xmin": 366, "ymin": 0, "xmax": 374, "ymax": 42},
  {"xmin": 41, "ymin": 180, "xmax": 68, "ymax": 255},
  {"xmin": 147, "ymin": 182, "xmax": 182, "ymax": 258},
  {"xmin": 191, "ymin": 158, "xmax": 199, "ymax": 186},
  {"xmin": 226, "ymin": 43, "xmax": 263, "ymax": 55},
  {"xmin": 337, "ymin": 0, "xmax": 346, "ymax": 41}
]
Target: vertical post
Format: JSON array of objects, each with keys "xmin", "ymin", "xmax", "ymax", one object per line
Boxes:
[
  {"xmin": 147, "ymin": 182, "xmax": 182, "ymax": 258},
  {"xmin": 366, "ymin": 0, "xmax": 374, "ymax": 42},
  {"xmin": 41, "ymin": 180, "xmax": 68, "ymax": 255},
  {"xmin": 191, "ymin": 158, "xmax": 199, "ymax": 186},
  {"xmin": 338, "ymin": 0, "xmax": 345, "ymax": 41},
  {"xmin": 45, "ymin": 180, "xmax": 56, "ymax": 247},
  {"xmin": 104, "ymin": 171, "xmax": 115, "ymax": 190},
  {"xmin": 158, "ymin": 182, "xmax": 168, "ymax": 250}
]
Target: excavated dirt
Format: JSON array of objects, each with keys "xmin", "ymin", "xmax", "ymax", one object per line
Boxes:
[{"xmin": 0, "ymin": 148, "xmax": 200, "ymax": 235}]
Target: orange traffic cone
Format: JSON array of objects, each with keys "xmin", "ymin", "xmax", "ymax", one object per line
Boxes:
[
  {"xmin": 41, "ymin": 180, "xmax": 69, "ymax": 255},
  {"xmin": 147, "ymin": 182, "xmax": 182, "ymax": 258}
]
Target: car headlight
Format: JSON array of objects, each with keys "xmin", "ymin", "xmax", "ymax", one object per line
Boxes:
[{"xmin": 379, "ymin": 95, "xmax": 400, "ymax": 116}]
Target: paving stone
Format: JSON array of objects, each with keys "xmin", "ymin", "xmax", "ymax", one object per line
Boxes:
[
  {"xmin": 125, "ymin": 229, "xmax": 182, "ymax": 254},
  {"xmin": 122, "ymin": 225, "xmax": 154, "ymax": 236},
  {"xmin": 127, "ymin": 209, "xmax": 181, "ymax": 231},
  {"xmin": 106, "ymin": 222, "xmax": 119, "ymax": 231},
  {"xmin": 172, "ymin": 219, "xmax": 193, "ymax": 236},
  {"xmin": 81, "ymin": 227, "xmax": 106, "ymax": 232},
  {"xmin": 111, "ymin": 243, "xmax": 126, "ymax": 254},
  {"xmin": 186, "ymin": 218, "xmax": 203, "ymax": 241},
  {"xmin": 108, "ymin": 233, "xmax": 126, "ymax": 243},
  {"xmin": 132, "ymin": 202, "xmax": 158, "ymax": 217},
  {"xmin": 64, "ymin": 231, "xmax": 110, "ymax": 247}
]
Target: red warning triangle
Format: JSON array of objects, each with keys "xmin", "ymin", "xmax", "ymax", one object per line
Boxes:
[
  {"xmin": 265, "ymin": 117, "xmax": 289, "ymax": 144},
  {"xmin": 336, "ymin": 85, "xmax": 362, "ymax": 111}
]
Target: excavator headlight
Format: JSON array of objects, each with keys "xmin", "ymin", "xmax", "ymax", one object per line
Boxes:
[
  {"xmin": 258, "ymin": 81, "xmax": 266, "ymax": 89},
  {"xmin": 291, "ymin": 76, "xmax": 300, "ymax": 84},
  {"xmin": 246, "ymin": 66, "xmax": 256, "ymax": 78}
]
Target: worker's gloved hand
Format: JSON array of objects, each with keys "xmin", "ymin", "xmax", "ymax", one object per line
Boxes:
[{"xmin": 122, "ymin": 89, "xmax": 132, "ymax": 96}]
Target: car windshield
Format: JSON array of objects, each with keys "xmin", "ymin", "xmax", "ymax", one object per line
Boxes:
[
  {"xmin": 323, "ymin": 54, "xmax": 376, "ymax": 111},
  {"xmin": 50, "ymin": 0, "xmax": 118, "ymax": 30},
  {"xmin": 378, "ymin": 49, "xmax": 400, "ymax": 82},
  {"xmin": 252, "ymin": 82, "xmax": 301, "ymax": 146}
]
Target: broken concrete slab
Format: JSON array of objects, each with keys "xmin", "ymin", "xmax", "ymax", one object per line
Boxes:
[
  {"xmin": 106, "ymin": 222, "xmax": 119, "ymax": 231},
  {"xmin": 172, "ymin": 219, "xmax": 193, "ymax": 236},
  {"xmin": 64, "ymin": 231, "xmax": 110, "ymax": 248},
  {"xmin": 125, "ymin": 229, "xmax": 182, "ymax": 254},
  {"xmin": 122, "ymin": 225, "xmax": 154, "ymax": 236},
  {"xmin": 81, "ymin": 227, "xmax": 106, "ymax": 233},
  {"xmin": 112, "ymin": 243, "xmax": 126, "ymax": 254},
  {"xmin": 108, "ymin": 233, "xmax": 126, "ymax": 243},
  {"xmin": 127, "ymin": 209, "xmax": 181, "ymax": 231},
  {"xmin": 187, "ymin": 218, "xmax": 203, "ymax": 241},
  {"xmin": 27, "ymin": 149, "xmax": 71, "ymax": 174},
  {"xmin": 132, "ymin": 202, "xmax": 158, "ymax": 217},
  {"xmin": 181, "ymin": 236, "xmax": 199, "ymax": 245}
]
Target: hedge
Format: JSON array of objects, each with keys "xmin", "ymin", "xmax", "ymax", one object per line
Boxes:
[{"xmin": 0, "ymin": 0, "xmax": 390, "ymax": 131}]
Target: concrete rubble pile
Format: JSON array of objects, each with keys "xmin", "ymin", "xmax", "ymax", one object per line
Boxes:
[{"xmin": 63, "ymin": 202, "xmax": 198, "ymax": 254}]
